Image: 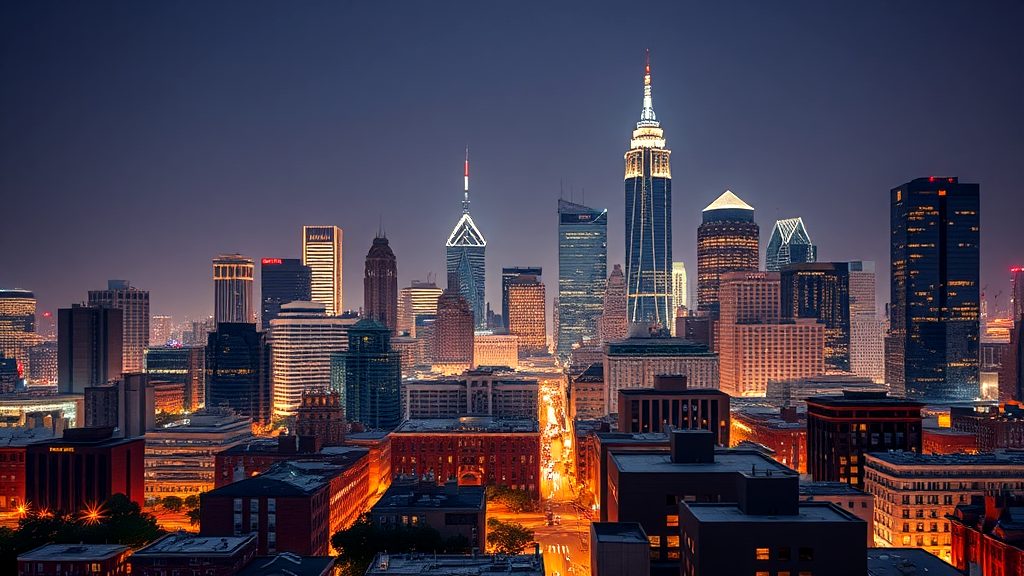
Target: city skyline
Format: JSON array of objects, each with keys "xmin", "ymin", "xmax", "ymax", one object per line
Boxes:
[{"xmin": 2, "ymin": 3, "xmax": 1022, "ymax": 326}]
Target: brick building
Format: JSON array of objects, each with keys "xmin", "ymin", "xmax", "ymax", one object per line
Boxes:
[
  {"xmin": 570, "ymin": 363, "xmax": 606, "ymax": 420},
  {"xmin": 951, "ymin": 403, "xmax": 1024, "ymax": 451},
  {"xmin": 17, "ymin": 544, "xmax": 131, "ymax": 576},
  {"xmin": 0, "ymin": 427, "xmax": 54, "ymax": 512},
  {"xmin": 129, "ymin": 533, "xmax": 257, "ymax": 576},
  {"xmin": 949, "ymin": 493, "xmax": 1024, "ymax": 575},
  {"xmin": 730, "ymin": 405, "xmax": 806, "ymax": 474},
  {"xmin": 369, "ymin": 478, "xmax": 486, "ymax": 549},
  {"xmin": 390, "ymin": 417, "xmax": 541, "ymax": 497}
]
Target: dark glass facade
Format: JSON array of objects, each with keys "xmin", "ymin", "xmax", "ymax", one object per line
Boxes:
[
  {"xmin": 145, "ymin": 345, "xmax": 206, "ymax": 411},
  {"xmin": 696, "ymin": 198, "xmax": 759, "ymax": 315},
  {"xmin": 765, "ymin": 217, "xmax": 817, "ymax": 272},
  {"xmin": 260, "ymin": 258, "xmax": 311, "ymax": 328},
  {"xmin": 205, "ymin": 323, "xmax": 270, "ymax": 423},
  {"xmin": 57, "ymin": 305, "xmax": 123, "ymax": 394},
  {"xmin": 332, "ymin": 319, "xmax": 401, "ymax": 430},
  {"xmin": 781, "ymin": 262, "xmax": 851, "ymax": 372},
  {"xmin": 624, "ymin": 151, "xmax": 672, "ymax": 326},
  {"xmin": 557, "ymin": 200, "xmax": 608, "ymax": 356},
  {"xmin": 888, "ymin": 177, "xmax": 980, "ymax": 401},
  {"xmin": 501, "ymin": 267, "xmax": 542, "ymax": 333}
]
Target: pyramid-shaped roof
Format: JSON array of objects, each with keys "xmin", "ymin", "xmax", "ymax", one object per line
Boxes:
[
  {"xmin": 446, "ymin": 213, "xmax": 486, "ymax": 247},
  {"xmin": 703, "ymin": 189, "xmax": 754, "ymax": 212}
]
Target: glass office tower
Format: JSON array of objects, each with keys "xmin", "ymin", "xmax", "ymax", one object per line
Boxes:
[{"xmin": 557, "ymin": 199, "xmax": 608, "ymax": 355}]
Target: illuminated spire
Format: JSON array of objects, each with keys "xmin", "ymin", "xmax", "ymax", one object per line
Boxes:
[
  {"xmin": 638, "ymin": 48, "xmax": 658, "ymax": 128},
  {"xmin": 462, "ymin": 146, "xmax": 470, "ymax": 214}
]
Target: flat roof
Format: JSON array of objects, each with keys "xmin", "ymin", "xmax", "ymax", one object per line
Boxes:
[
  {"xmin": 394, "ymin": 418, "xmax": 538, "ymax": 434},
  {"xmin": 365, "ymin": 553, "xmax": 544, "ymax": 576},
  {"xmin": 207, "ymin": 460, "xmax": 349, "ymax": 497},
  {"xmin": 237, "ymin": 554, "xmax": 336, "ymax": 576},
  {"xmin": 867, "ymin": 548, "xmax": 960, "ymax": 575},
  {"xmin": 0, "ymin": 426, "xmax": 55, "ymax": 447},
  {"xmin": 619, "ymin": 388, "xmax": 727, "ymax": 398},
  {"xmin": 866, "ymin": 450, "xmax": 1024, "ymax": 467},
  {"xmin": 372, "ymin": 481, "xmax": 485, "ymax": 511},
  {"xmin": 346, "ymin": 430, "xmax": 390, "ymax": 441},
  {"xmin": 686, "ymin": 501, "xmax": 859, "ymax": 524},
  {"xmin": 799, "ymin": 481, "xmax": 869, "ymax": 497},
  {"xmin": 805, "ymin": 392, "xmax": 924, "ymax": 408},
  {"xmin": 133, "ymin": 533, "xmax": 255, "ymax": 557},
  {"xmin": 612, "ymin": 448, "xmax": 791, "ymax": 475},
  {"xmin": 605, "ymin": 337, "xmax": 715, "ymax": 357},
  {"xmin": 592, "ymin": 522, "xmax": 647, "ymax": 544},
  {"xmin": 19, "ymin": 543, "xmax": 129, "ymax": 561}
]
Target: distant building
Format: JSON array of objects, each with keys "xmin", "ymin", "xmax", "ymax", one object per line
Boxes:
[
  {"xmin": 403, "ymin": 369, "xmax": 537, "ymax": 420},
  {"xmin": 507, "ymin": 274, "xmax": 547, "ymax": 356},
  {"xmin": 431, "ymin": 288, "xmax": 474, "ymax": 374},
  {"xmin": 446, "ymin": 154, "xmax": 487, "ymax": 329},
  {"xmin": 950, "ymin": 403, "xmax": 1024, "ymax": 451},
  {"xmin": 88, "ymin": 280, "xmax": 150, "ymax": 373},
  {"xmin": 206, "ymin": 323, "xmax": 271, "ymax": 423},
  {"xmin": 84, "ymin": 373, "xmax": 154, "ymax": 438},
  {"xmin": 397, "ymin": 280, "xmax": 443, "ymax": 336},
  {"xmin": 617, "ymin": 374, "xmax": 730, "ymax": 445},
  {"xmin": 294, "ymin": 387, "xmax": 345, "ymax": 447},
  {"xmin": 502, "ymin": 267, "xmax": 543, "ymax": 333},
  {"xmin": 269, "ymin": 301, "xmax": 348, "ymax": 418},
  {"xmin": 472, "ymin": 334, "xmax": 518, "ymax": 368},
  {"xmin": 765, "ymin": 217, "xmax": 816, "ymax": 272},
  {"xmin": 570, "ymin": 363, "xmax": 606, "ymax": 420},
  {"xmin": 599, "ymin": 264, "xmax": 628, "ymax": 343},
  {"xmin": 364, "ymin": 234, "xmax": 398, "ymax": 333},
  {"xmin": 696, "ymin": 190, "xmax": 759, "ymax": 314},
  {"xmin": 848, "ymin": 261, "xmax": 884, "ymax": 383},
  {"xmin": 27, "ymin": 340, "xmax": 58, "ymax": 386},
  {"xmin": 129, "ymin": 533, "xmax": 257, "ymax": 576},
  {"xmin": 390, "ymin": 417, "xmax": 541, "ymax": 497},
  {"xmin": 780, "ymin": 262, "xmax": 852, "ymax": 372},
  {"xmin": 0, "ymin": 288, "xmax": 38, "ymax": 373},
  {"xmin": 25, "ymin": 427, "xmax": 145, "ymax": 513},
  {"xmin": 58, "ymin": 304, "xmax": 122, "ymax": 394},
  {"xmin": 806, "ymin": 391, "xmax": 923, "ymax": 487},
  {"xmin": 303, "ymin": 225, "xmax": 344, "ymax": 316},
  {"xmin": 18, "ymin": 544, "xmax": 131, "ymax": 576},
  {"xmin": 888, "ymin": 177, "xmax": 980, "ymax": 401},
  {"xmin": 603, "ymin": 334, "xmax": 719, "ymax": 414},
  {"xmin": 145, "ymin": 345, "xmax": 206, "ymax": 411},
  {"xmin": 213, "ymin": 254, "xmax": 255, "ymax": 324},
  {"xmin": 259, "ymin": 257, "xmax": 311, "ymax": 328},
  {"xmin": 671, "ymin": 262, "xmax": 687, "ymax": 322},
  {"xmin": 150, "ymin": 314, "xmax": 173, "ymax": 346},
  {"xmin": 730, "ymin": 406, "xmax": 806, "ymax": 473},
  {"xmin": 332, "ymin": 319, "xmax": 401, "ymax": 430},
  {"xmin": 765, "ymin": 374, "xmax": 883, "ymax": 408},
  {"xmin": 369, "ymin": 479, "xmax": 486, "ymax": 549},
  {"xmin": 558, "ymin": 200, "xmax": 608, "ymax": 356}
]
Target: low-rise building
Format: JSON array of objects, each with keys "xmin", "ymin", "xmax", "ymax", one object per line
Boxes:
[
  {"xmin": 591, "ymin": 522, "xmax": 649, "ymax": 576},
  {"xmin": 949, "ymin": 493, "xmax": 1024, "ymax": 575},
  {"xmin": 369, "ymin": 478, "xmax": 486, "ymax": 549},
  {"xmin": 799, "ymin": 481, "xmax": 874, "ymax": 545},
  {"xmin": 616, "ymin": 375, "xmax": 730, "ymax": 445},
  {"xmin": 145, "ymin": 408, "xmax": 253, "ymax": 499},
  {"xmin": 129, "ymin": 533, "xmax": 258, "ymax": 576},
  {"xmin": 864, "ymin": 450, "xmax": 1024, "ymax": 563},
  {"xmin": 473, "ymin": 334, "xmax": 519, "ymax": 368},
  {"xmin": 603, "ymin": 335, "xmax": 719, "ymax": 414},
  {"xmin": 0, "ymin": 426, "xmax": 54, "ymax": 512},
  {"xmin": 17, "ymin": 544, "xmax": 131, "ymax": 576},
  {"xmin": 346, "ymin": 430, "xmax": 392, "ymax": 497},
  {"xmin": 866, "ymin": 548, "xmax": 960, "ymax": 576},
  {"xmin": 951, "ymin": 403, "xmax": 1024, "ymax": 451},
  {"xmin": 236, "ymin": 555, "xmax": 337, "ymax": 576},
  {"xmin": 922, "ymin": 416, "xmax": 978, "ymax": 454},
  {"xmin": 390, "ymin": 417, "xmax": 541, "ymax": 498},
  {"xmin": 730, "ymin": 405, "xmax": 807, "ymax": 473},
  {"xmin": 580, "ymin": 430, "xmax": 668, "ymax": 515},
  {"xmin": 403, "ymin": 368, "xmax": 537, "ymax": 420},
  {"xmin": 766, "ymin": 374, "xmax": 884, "ymax": 407},
  {"xmin": 570, "ymin": 363, "xmax": 606, "ymax": 420},
  {"xmin": 364, "ymin": 553, "xmax": 544, "ymax": 576}
]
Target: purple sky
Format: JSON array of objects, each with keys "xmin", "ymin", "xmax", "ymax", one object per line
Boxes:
[{"xmin": 2, "ymin": 2, "xmax": 1022, "ymax": 323}]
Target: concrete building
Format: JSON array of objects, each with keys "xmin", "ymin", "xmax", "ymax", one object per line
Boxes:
[
  {"xmin": 302, "ymin": 225, "xmax": 344, "ymax": 316},
  {"xmin": 765, "ymin": 374, "xmax": 884, "ymax": 408},
  {"xmin": 806, "ymin": 391, "xmax": 923, "ymax": 487},
  {"xmin": 848, "ymin": 261, "xmax": 884, "ymax": 383},
  {"xmin": 88, "ymin": 280, "xmax": 150, "ymax": 373},
  {"xmin": 616, "ymin": 374, "xmax": 730, "ymax": 445},
  {"xmin": 397, "ymin": 280, "xmax": 443, "ymax": 336},
  {"xmin": 799, "ymin": 481, "xmax": 874, "ymax": 546},
  {"xmin": 599, "ymin": 264, "xmax": 628, "ymax": 343},
  {"xmin": 403, "ymin": 369, "xmax": 537, "ymax": 419},
  {"xmin": 84, "ymin": 373, "xmax": 154, "ymax": 438},
  {"xmin": 582, "ymin": 430, "xmax": 668, "ymax": 514},
  {"xmin": 431, "ymin": 288, "xmax": 474, "ymax": 375},
  {"xmin": 472, "ymin": 334, "xmax": 518, "ymax": 368},
  {"xmin": 269, "ymin": 301, "xmax": 348, "ymax": 418},
  {"xmin": 507, "ymin": 274, "xmax": 547, "ymax": 356},
  {"xmin": 864, "ymin": 451, "xmax": 1024, "ymax": 562},
  {"xmin": 570, "ymin": 363, "xmax": 607, "ymax": 420},
  {"xmin": 696, "ymin": 190, "xmax": 759, "ymax": 314},
  {"xmin": 369, "ymin": 478, "xmax": 486, "ymax": 549},
  {"xmin": 129, "ymin": 533, "xmax": 258, "ymax": 576},
  {"xmin": 58, "ymin": 304, "xmax": 122, "ymax": 394},
  {"xmin": 591, "ymin": 522, "xmax": 649, "ymax": 576},
  {"xmin": 213, "ymin": 254, "xmax": 255, "ymax": 324},
  {"xmin": 603, "ymin": 334, "xmax": 718, "ymax": 414},
  {"xmin": 364, "ymin": 234, "xmax": 398, "ymax": 333},
  {"xmin": 17, "ymin": 544, "xmax": 131, "ymax": 576},
  {"xmin": 145, "ymin": 345, "xmax": 206, "ymax": 411}
]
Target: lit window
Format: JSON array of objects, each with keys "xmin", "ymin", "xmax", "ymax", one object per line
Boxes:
[
  {"xmin": 666, "ymin": 515, "xmax": 679, "ymax": 527},
  {"xmin": 755, "ymin": 547, "xmax": 770, "ymax": 560}
]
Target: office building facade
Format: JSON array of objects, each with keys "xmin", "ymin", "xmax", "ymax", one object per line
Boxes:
[
  {"xmin": 58, "ymin": 305, "xmax": 123, "ymax": 394},
  {"xmin": 432, "ymin": 288, "xmax": 475, "ymax": 374},
  {"xmin": 780, "ymin": 262, "xmax": 851, "ymax": 372},
  {"xmin": 599, "ymin": 264, "xmax": 628, "ymax": 343},
  {"xmin": 765, "ymin": 217, "xmax": 816, "ymax": 271},
  {"xmin": 507, "ymin": 275, "xmax": 547, "ymax": 356},
  {"xmin": 213, "ymin": 254, "xmax": 254, "ymax": 324},
  {"xmin": 259, "ymin": 257, "xmax": 311, "ymax": 328},
  {"xmin": 557, "ymin": 200, "xmax": 608, "ymax": 355},
  {"xmin": 848, "ymin": 261, "xmax": 884, "ymax": 382},
  {"xmin": 364, "ymin": 234, "xmax": 398, "ymax": 333},
  {"xmin": 0, "ymin": 288, "xmax": 38, "ymax": 372},
  {"xmin": 144, "ymin": 345, "xmax": 206, "ymax": 411},
  {"xmin": 672, "ymin": 261, "xmax": 687, "ymax": 318},
  {"xmin": 696, "ymin": 190, "xmax": 759, "ymax": 314},
  {"xmin": 332, "ymin": 319, "xmax": 401, "ymax": 430},
  {"xmin": 302, "ymin": 225, "xmax": 343, "ymax": 316},
  {"xmin": 603, "ymin": 335, "xmax": 719, "ymax": 414},
  {"xmin": 446, "ymin": 154, "xmax": 486, "ymax": 328},
  {"xmin": 502, "ymin": 267, "xmax": 542, "ymax": 333},
  {"xmin": 88, "ymin": 280, "xmax": 150, "ymax": 373},
  {"xmin": 206, "ymin": 323, "xmax": 270, "ymax": 423},
  {"xmin": 397, "ymin": 280, "xmax": 443, "ymax": 336},
  {"xmin": 269, "ymin": 301, "xmax": 348, "ymax": 418}
]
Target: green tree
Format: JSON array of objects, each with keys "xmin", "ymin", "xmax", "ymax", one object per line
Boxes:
[
  {"xmin": 486, "ymin": 518, "xmax": 533, "ymax": 555},
  {"xmin": 186, "ymin": 507, "xmax": 202, "ymax": 526},
  {"xmin": 331, "ymin": 515, "xmax": 471, "ymax": 576},
  {"xmin": 161, "ymin": 496, "xmax": 184, "ymax": 513},
  {"xmin": 183, "ymin": 495, "xmax": 201, "ymax": 509}
]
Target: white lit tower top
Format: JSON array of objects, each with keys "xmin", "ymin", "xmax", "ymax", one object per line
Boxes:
[{"xmin": 445, "ymin": 148, "xmax": 487, "ymax": 328}]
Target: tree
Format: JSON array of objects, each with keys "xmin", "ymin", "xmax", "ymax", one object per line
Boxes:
[
  {"xmin": 161, "ymin": 496, "xmax": 184, "ymax": 513},
  {"xmin": 485, "ymin": 486, "xmax": 538, "ymax": 513},
  {"xmin": 186, "ymin": 507, "xmax": 202, "ymax": 526},
  {"xmin": 486, "ymin": 518, "xmax": 533, "ymax": 555},
  {"xmin": 331, "ymin": 515, "xmax": 471, "ymax": 576},
  {"xmin": 183, "ymin": 495, "xmax": 201, "ymax": 510}
]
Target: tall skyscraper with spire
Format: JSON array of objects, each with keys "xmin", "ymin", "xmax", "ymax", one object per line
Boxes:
[
  {"xmin": 446, "ymin": 150, "xmax": 487, "ymax": 328},
  {"xmin": 364, "ymin": 232, "xmax": 398, "ymax": 333},
  {"xmin": 624, "ymin": 51, "xmax": 672, "ymax": 327}
]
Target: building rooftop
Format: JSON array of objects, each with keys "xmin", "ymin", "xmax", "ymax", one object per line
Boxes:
[
  {"xmin": 394, "ymin": 417, "xmax": 539, "ymax": 434},
  {"xmin": 0, "ymin": 426, "xmax": 55, "ymax": 447},
  {"xmin": 591, "ymin": 522, "xmax": 648, "ymax": 544},
  {"xmin": 236, "ymin": 554, "xmax": 336, "ymax": 576},
  {"xmin": 867, "ymin": 548, "xmax": 960, "ymax": 575},
  {"xmin": 703, "ymin": 189, "xmax": 754, "ymax": 212},
  {"xmin": 573, "ymin": 363, "xmax": 604, "ymax": 383},
  {"xmin": 346, "ymin": 430, "xmax": 391, "ymax": 442},
  {"xmin": 206, "ymin": 460, "xmax": 349, "ymax": 497},
  {"xmin": 365, "ymin": 553, "xmax": 544, "ymax": 576},
  {"xmin": 612, "ymin": 448, "xmax": 791, "ymax": 475},
  {"xmin": 133, "ymin": 533, "xmax": 256, "ymax": 557},
  {"xmin": 619, "ymin": 387, "xmax": 727, "ymax": 398},
  {"xmin": 799, "ymin": 481, "xmax": 869, "ymax": 497},
  {"xmin": 18, "ymin": 543, "xmax": 129, "ymax": 561},
  {"xmin": 595, "ymin": 431, "xmax": 668, "ymax": 444},
  {"xmin": 152, "ymin": 408, "xmax": 252, "ymax": 432},
  {"xmin": 805, "ymin": 391, "xmax": 925, "ymax": 408},
  {"xmin": 866, "ymin": 450, "xmax": 1024, "ymax": 467},
  {"xmin": 685, "ymin": 501, "xmax": 860, "ymax": 524},
  {"xmin": 372, "ymin": 480, "xmax": 485, "ymax": 512},
  {"xmin": 605, "ymin": 337, "xmax": 715, "ymax": 357}
]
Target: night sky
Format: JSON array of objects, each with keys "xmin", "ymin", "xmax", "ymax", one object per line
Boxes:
[{"xmin": 2, "ymin": 2, "xmax": 1022, "ymax": 323}]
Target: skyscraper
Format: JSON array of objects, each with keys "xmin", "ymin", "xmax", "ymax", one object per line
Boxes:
[
  {"xmin": 150, "ymin": 314, "xmax": 173, "ymax": 346},
  {"xmin": 269, "ymin": 301, "xmax": 348, "ymax": 418},
  {"xmin": 206, "ymin": 322, "xmax": 270, "ymax": 423},
  {"xmin": 502, "ymin": 267, "xmax": 543, "ymax": 332},
  {"xmin": 331, "ymin": 319, "xmax": 401, "ymax": 430},
  {"xmin": 888, "ymin": 177, "xmax": 980, "ymax": 401},
  {"xmin": 363, "ymin": 233, "xmax": 398, "ymax": 333},
  {"xmin": 145, "ymin": 345, "xmax": 206, "ymax": 411},
  {"xmin": 0, "ymin": 288, "xmax": 37, "ymax": 371},
  {"xmin": 557, "ymin": 200, "xmax": 608, "ymax": 356},
  {"xmin": 213, "ymin": 254, "xmax": 254, "ymax": 324},
  {"xmin": 507, "ymin": 275, "xmax": 547, "ymax": 357},
  {"xmin": 624, "ymin": 52, "xmax": 672, "ymax": 327},
  {"xmin": 1012, "ymin": 266, "xmax": 1024, "ymax": 322},
  {"xmin": 432, "ymin": 287, "xmax": 475, "ymax": 374},
  {"xmin": 696, "ymin": 190, "xmax": 759, "ymax": 314},
  {"xmin": 848, "ymin": 261, "xmax": 884, "ymax": 383},
  {"xmin": 397, "ymin": 280, "xmax": 443, "ymax": 336},
  {"xmin": 672, "ymin": 262, "xmax": 687, "ymax": 326},
  {"xmin": 89, "ymin": 280, "xmax": 150, "ymax": 373},
  {"xmin": 780, "ymin": 263, "xmax": 851, "ymax": 372},
  {"xmin": 259, "ymin": 258, "xmax": 312, "ymax": 328},
  {"xmin": 446, "ymin": 152, "xmax": 486, "ymax": 328},
  {"xmin": 58, "ymin": 305, "xmax": 123, "ymax": 394},
  {"xmin": 302, "ymin": 225, "xmax": 344, "ymax": 316},
  {"xmin": 765, "ymin": 217, "xmax": 817, "ymax": 272},
  {"xmin": 599, "ymin": 264, "xmax": 628, "ymax": 343}
]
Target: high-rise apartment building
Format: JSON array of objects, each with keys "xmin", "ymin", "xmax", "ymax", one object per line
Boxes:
[
  {"xmin": 0, "ymin": 288, "xmax": 38, "ymax": 371},
  {"xmin": 502, "ymin": 267, "xmax": 542, "ymax": 332},
  {"xmin": 446, "ymin": 153, "xmax": 486, "ymax": 328},
  {"xmin": 150, "ymin": 314, "xmax": 173, "ymax": 346},
  {"xmin": 206, "ymin": 323, "xmax": 270, "ymax": 423},
  {"xmin": 848, "ymin": 261, "xmax": 883, "ymax": 382},
  {"xmin": 507, "ymin": 275, "xmax": 547, "ymax": 357},
  {"xmin": 332, "ymin": 319, "xmax": 401, "ymax": 430},
  {"xmin": 302, "ymin": 225, "xmax": 344, "ymax": 316},
  {"xmin": 624, "ymin": 54, "xmax": 672, "ymax": 327},
  {"xmin": 213, "ymin": 254, "xmax": 254, "ymax": 324},
  {"xmin": 259, "ymin": 258, "xmax": 312, "ymax": 328},
  {"xmin": 557, "ymin": 200, "xmax": 608, "ymax": 355},
  {"xmin": 58, "ymin": 305, "xmax": 122, "ymax": 394},
  {"xmin": 672, "ymin": 261, "xmax": 687, "ymax": 313},
  {"xmin": 27, "ymin": 341, "xmax": 57, "ymax": 385},
  {"xmin": 780, "ymin": 263, "xmax": 851, "ymax": 372},
  {"xmin": 269, "ymin": 301, "xmax": 348, "ymax": 418},
  {"xmin": 696, "ymin": 190, "xmax": 759, "ymax": 314},
  {"xmin": 397, "ymin": 280, "xmax": 443, "ymax": 336},
  {"xmin": 599, "ymin": 264, "xmax": 628, "ymax": 343},
  {"xmin": 363, "ymin": 234, "xmax": 398, "ymax": 333},
  {"xmin": 888, "ymin": 177, "xmax": 980, "ymax": 401},
  {"xmin": 88, "ymin": 280, "xmax": 150, "ymax": 373},
  {"xmin": 765, "ymin": 217, "xmax": 817, "ymax": 272},
  {"xmin": 431, "ymin": 288, "xmax": 475, "ymax": 374},
  {"xmin": 717, "ymin": 272, "xmax": 825, "ymax": 397},
  {"xmin": 145, "ymin": 345, "xmax": 206, "ymax": 411}
]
